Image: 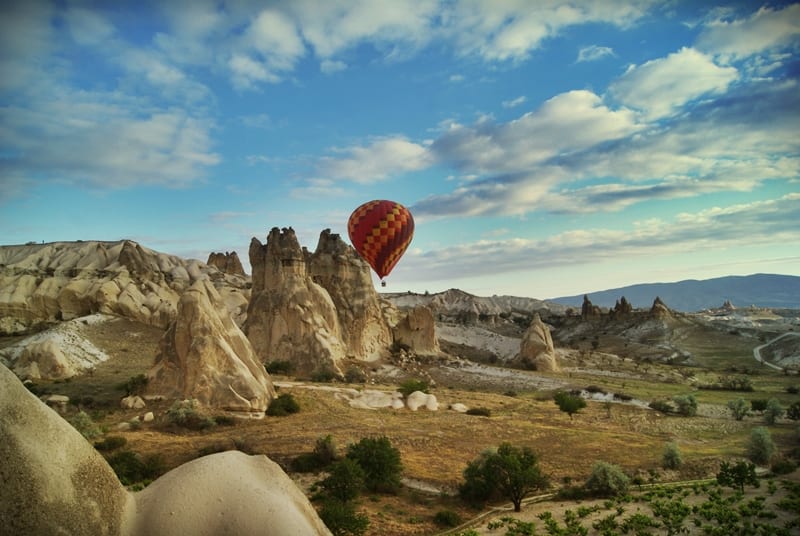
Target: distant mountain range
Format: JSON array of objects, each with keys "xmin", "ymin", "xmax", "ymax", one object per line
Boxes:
[{"xmin": 551, "ymin": 274, "xmax": 800, "ymax": 312}]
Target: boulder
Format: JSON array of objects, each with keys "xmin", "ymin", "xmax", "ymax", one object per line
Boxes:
[
  {"xmin": 43, "ymin": 393, "xmax": 70, "ymax": 413},
  {"xmin": 450, "ymin": 403, "xmax": 468, "ymax": 413},
  {"xmin": 121, "ymin": 395, "xmax": 146, "ymax": 409},
  {"xmin": 517, "ymin": 313, "xmax": 559, "ymax": 372},
  {"xmin": 129, "ymin": 451, "xmax": 332, "ymax": 536},
  {"xmin": 0, "ymin": 364, "xmax": 131, "ymax": 536},
  {"xmin": 405, "ymin": 391, "xmax": 439, "ymax": 411},
  {"xmin": 147, "ymin": 279, "xmax": 275, "ymax": 417}
]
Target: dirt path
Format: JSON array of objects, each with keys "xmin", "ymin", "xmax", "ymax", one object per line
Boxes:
[{"xmin": 753, "ymin": 332, "xmax": 800, "ymax": 371}]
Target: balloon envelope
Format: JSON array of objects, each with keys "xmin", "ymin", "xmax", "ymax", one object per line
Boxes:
[{"xmin": 347, "ymin": 200, "xmax": 414, "ymax": 280}]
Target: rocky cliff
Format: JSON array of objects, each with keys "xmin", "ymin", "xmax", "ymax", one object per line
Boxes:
[
  {"xmin": 207, "ymin": 251, "xmax": 246, "ymax": 276},
  {"xmin": 0, "ymin": 240, "xmax": 249, "ymax": 333},
  {"xmin": 148, "ymin": 279, "xmax": 275, "ymax": 416}
]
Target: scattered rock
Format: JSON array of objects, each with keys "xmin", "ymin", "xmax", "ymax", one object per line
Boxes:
[
  {"xmin": 121, "ymin": 395, "xmax": 146, "ymax": 409},
  {"xmin": 43, "ymin": 394, "xmax": 70, "ymax": 413},
  {"xmin": 142, "ymin": 411, "xmax": 154, "ymax": 422},
  {"xmin": 450, "ymin": 403, "xmax": 468, "ymax": 413}
]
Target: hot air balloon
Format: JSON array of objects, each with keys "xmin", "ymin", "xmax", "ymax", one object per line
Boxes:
[{"xmin": 347, "ymin": 200, "xmax": 414, "ymax": 286}]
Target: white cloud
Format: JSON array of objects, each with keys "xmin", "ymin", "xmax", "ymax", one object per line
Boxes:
[
  {"xmin": 610, "ymin": 47, "xmax": 738, "ymax": 119},
  {"xmin": 696, "ymin": 4, "xmax": 800, "ymax": 61},
  {"xmin": 502, "ymin": 96, "xmax": 526, "ymax": 108},
  {"xmin": 229, "ymin": 54, "xmax": 280, "ymax": 88},
  {"xmin": 577, "ymin": 45, "xmax": 615, "ymax": 62},
  {"xmin": 0, "ymin": 2, "xmax": 55, "ymax": 92},
  {"xmin": 321, "ymin": 59, "xmax": 347, "ymax": 74},
  {"xmin": 449, "ymin": 74, "xmax": 465, "ymax": 83},
  {"xmin": 64, "ymin": 7, "xmax": 115, "ymax": 45},
  {"xmin": 318, "ymin": 137, "xmax": 434, "ymax": 183},
  {"xmin": 290, "ymin": 178, "xmax": 348, "ymax": 199}
]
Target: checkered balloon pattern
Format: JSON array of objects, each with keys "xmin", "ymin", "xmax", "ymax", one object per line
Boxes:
[{"xmin": 347, "ymin": 200, "xmax": 414, "ymax": 280}]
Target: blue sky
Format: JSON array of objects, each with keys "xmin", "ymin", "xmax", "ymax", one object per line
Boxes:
[{"xmin": 1, "ymin": 1, "xmax": 799, "ymax": 299}]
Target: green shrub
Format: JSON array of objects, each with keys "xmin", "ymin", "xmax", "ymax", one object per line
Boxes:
[
  {"xmin": 764, "ymin": 398, "xmax": 785, "ymax": 425},
  {"xmin": 585, "ymin": 461, "xmax": 629, "ymax": 497},
  {"xmin": 672, "ymin": 394, "xmax": 697, "ymax": 416},
  {"xmin": 319, "ymin": 499, "xmax": 369, "ymax": 536},
  {"xmin": 649, "ymin": 400, "xmax": 674, "ymax": 413},
  {"xmin": 751, "ymin": 399, "xmax": 768, "ymax": 412},
  {"xmin": 107, "ymin": 450, "xmax": 165, "ymax": 486},
  {"xmin": 311, "ymin": 368, "xmax": 337, "ymax": 383},
  {"xmin": 727, "ymin": 398, "xmax": 750, "ymax": 421},
  {"xmin": 662, "ymin": 442, "xmax": 683, "ymax": 469},
  {"xmin": 465, "ymin": 407, "xmax": 491, "ymax": 417},
  {"xmin": 748, "ymin": 426, "xmax": 776, "ymax": 465},
  {"xmin": 94, "ymin": 435, "xmax": 127, "ymax": 451},
  {"xmin": 398, "ymin": 379, "xmax": 429, "ymax": 397},
  {"xmin": 321, "ymin": 458, "xmax": 365, "ymax": 502},
  {"xmin": 266, "ymin": 393, "xmax": 300, "ymax": 416},
  {"xmin": 119, "ymin": 374, "xmax": 148, "ymax": 396},
  {"xmin": 344, "ymin": 366, "xmax": 366, "ymax": 383},
  {"xmin": 165, "ymin": 399, "xmax": 216, "ymax": 430},
  {"xmin": 554, "ymin": 391, "xmax": 587, "ymax": 419},
  {"xmin": 265, "ymin": 360, "xmax": 295, "ymax": 375},
  {"xmin": 68, "ymin": 411, "xmax": 102, "ymax": 439},
  {"xmin": 292, "ymin": 435, "xmax": 339, "ymax": 473},
  {"xmin": 346, "ymin": 436, "xmax": 402, "ymax": 493},
  {"xmin": 433, "ymin": 509, "xmax": 462, "ymax": 527}
]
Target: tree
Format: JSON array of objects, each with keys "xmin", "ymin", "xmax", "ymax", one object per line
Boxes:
[
  {"xmin": 459, "ymin": 443, "xmax": 548, "ymax": 512},
  {"xmin": 748, "ymin": 426, "xmax": 775, "ymax": 465},
  {"xmin": 585, "ymin": 461, "xmax": 629, "ymax": 497},
  {"xmin": 319, "ymin": 499, "xmax": 369, "ymax": 536},
  {"xmin": 346, "ymin": 436, "xmax": 402, "ymax": 493},
  {"xmin": 727, "ymin": 398, "xmax": 750, "ymax": 421},
  {"xmin": 321, "ymin": 458, "xmax": 365, "ymax": 502},
  {"xmin": 672, "ymin": 394, "xmax": 697, "ymax": 416},
  {"xmin": 662, "ymin": 442, "xmax": 682, "ymax": 470},
  {"xmin": 764, "ymin": 398, "xmax": 784, "ymax": 425},
  {"xmin": 717, "ymin": 460, "xmax": 759, "ymax": 493},
  {"xmin": 787, "ymin": 401, "xmax": 800, "ymax": 421},
  {"xmin": 554, "ymin": 391, "xmax": 587, "ymax": 420}
]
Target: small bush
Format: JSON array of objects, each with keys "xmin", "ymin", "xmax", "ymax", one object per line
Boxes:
[
  {"xmin": 346, "ymin": 436, "xmax": 403, "ymax": 493},
  {"xmin": 433, "ymin": 509, "xmax": 462, "ymax": 527},
  {"xmin": 291, "ymin": 435, "xmax": 339, "ymax": 473},
  {"xmin": 465, "ymin": 407, "xmax": 491, "ymax": 417},
  {"xmin": 321, "ymin": 458, "xmax": 365, "ymax": 502},
  {"xmin": 120, "ymin": 374, "xmax": 148, "ymax": 396},
  {"xmin": 672, "ymin": 394, "xmax": 698, "ymax": 416},
  {"xmin": 319, "ymin": 499, "xmax": 369, "ymax": 536},
  {"xmin": 68, "ymin": 411, "xmax": 102, "ymax": 439},
  {"xmin": 771, "ymin": 458, "xmax": 797, "ymax": 475},
  {"xmin": 399, "ymin": 379, "xmax": 429, "ymax": 397},
  {"xmin": 662, "ymin": 442, "xmax": 683, "ymax": 470},
  {"xmin": 165, "ymin": 399, "xmax": 216, "ymax": 430},
  {"xmin": 649, "ymin": 400, "xmax": 674, "ymax": 414},
  {"xmin": 748, "ymin": 426, "xmax": 776, "ymax": 465},
  {"xmin": 265, "ymin": 360, "xmax": 295, "ymax": 375},
  {"xmin": 94, "ymin": 435, "xmax": 127, "ymax": 451},
  {"xmin": 751, "ymin": 399, "xmax": 768, "ymax": 412},
  {"xmin": 266, "ymin": 393, "xmax": 300, "ymax": 416},
  {"xmin": 311, "ymin": 368, "xmax": 337, "ymax": 383},
  {"xmin": 344, "ymin": 366, "xmax": 366, "ymax": 384},
  {"xmin": 585, "ymin": 461, "xmax": 629, "ymax": 497},
  {"xmin": 107, "ymin": 450, "xmax": 165, "ymax": 486}
]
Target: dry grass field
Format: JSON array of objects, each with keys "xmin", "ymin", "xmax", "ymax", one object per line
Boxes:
[{"xmin": 6, "ymin": 314, "xmax": 800, "ymax": 535}]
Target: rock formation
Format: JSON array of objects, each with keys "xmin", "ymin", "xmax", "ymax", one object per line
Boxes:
[
  {"xmin": 391, "ymin": 304, "xmax": 439, "ymax": 354},
  {"xmin": 612, "ymin": 296, "xmax": 633, "ymax": 317},
  {"xmin": 517, "ymin": 313, "xmax": 558, "ymax": 371},
  {"xmin": 0, "ymin": 363, "xmax": 331, "ymax": 536},
  {"xmin": 207, "ymin": 251, "xmax": 246, "ymax": 276},
  {"xmin": 0, "ymin": 363, "xmax": 131, "ymax": 535},
  {"xmin": 0, "ymin": 240, "xmax": 249, "ymax": 333},
  {"xmin": 148, "ymin": 279, "xmax": 275, "ymax": 417},
  {"xmin": 307, "ymin": 229, "xmax": 392, "ymax": 361},
  {"xmin": 581, "ymin": 295, "xmax": 601, "ymax": 318},
  {"xmin": 650, "ymin": 296, "xmax": 672, "ymax": 319}
]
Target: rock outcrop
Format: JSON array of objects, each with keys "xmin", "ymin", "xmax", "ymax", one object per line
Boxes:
[
  {"xmin": 246, "ymin": 227, "xmax": 408, "ymax": 376},
  {"xmin": 391, "ymin": 304, "xmax": 439, "ymax": 355},
  {"xmin": 207, "ymin": 251, "xmax": 246, "ymax": 276},
  {"xmin": 612, "ymin": 296, "xmax": 633, "ymax": 317},
  {"xmin": 0, "ymin": 363, "xmax": 331, "ymax": 536},
  {"xmin": 517, "ymin": 313, "xmax": 558, "ymax": 371},
  {"xmin": 581, "ymin": 295, "xmax": 601, "ymax": 318},
  {"xmin": 308, "ymin": 229, "xmax": 392, "ymax": 361},
  {"xmin": 0, "ymin": 240, "xmax": 249, "ymax": 333},
  {"xmin": 0, "ymin": 363, "xmax": 131, "ymax": 536},
  {"xmin": 148, "ymin": 279, "xmax": 275, "ymax": 417},
  {"xmin": 650, "ymin": 296, "xmax": 672, "ymax": 319}
]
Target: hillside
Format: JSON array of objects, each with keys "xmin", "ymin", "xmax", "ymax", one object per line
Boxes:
[{"xmin": 551, "ymin": 273, "xmax": 800, "ymax": 312}]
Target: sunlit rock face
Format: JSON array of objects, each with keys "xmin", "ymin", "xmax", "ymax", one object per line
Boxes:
[
  {"xmin": 148, "ymin": 279, "xmax": 275, "ymax": 416},
  {"xmin": 207, "ymin": 251, "xmax": 246, "ymax": 277},
  {"xmin": 517, "ymin": 313, "xmax": 559, "ymax": 372},
  {"xmin": 391, "ymin": 304, "xmax": 439, "ymax": 355}
]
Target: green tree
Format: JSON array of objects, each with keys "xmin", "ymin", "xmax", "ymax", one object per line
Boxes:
[
  {"xmin": 764, "ymin": 398, "xmax": 784, "ymax": 425},
  {"xmin": 787, "ymin": 401, "xmax": 800, "ymax": 421},
  {"xmin": 266, "ymin": 393, "xmax": 300, "ymax": 416},
  {"xmin": 346, "ymin": 436, "xmax": 402, "ymax": 493},
  {"xmin": 717, "ymin": 460, "xmax": 759, "ymax": 493},
  {"xmin": 319, "ymin": 499, "xmax": 369, "ymax": 536},
  {"xmin": 321, "ymin": 458, "xmax": 365, "ymax": 502},
  {"xmin": 459, "ymin": 450, "xmax": 499, "ymax": 507},
  {"xmin": 554, "ymin": 391, "xmax": 587, "ymax": 420},
  {"xmin": 662, "ymin": 442, "xmax": 682, "ymax": 470},
  {"xmin": 585, "ymin": 461, "xmax": 629, "ymax": 497},
  {"xmin": 747, "ymin": 426, "xmax": 775, "ymax": 465},
  {"xmin": 727, "ymin": 398, "xmax": 750, "ymax": 421},
  {"xmin": 671, "ymin": 394, "xmax": 697, "ymax": 416}
]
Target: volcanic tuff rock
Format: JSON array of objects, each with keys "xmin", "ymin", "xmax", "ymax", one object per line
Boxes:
[
  {"xmin": 147, "ymin": 279, "xmax": 275, "ymax": 416},
  {"xmin": 0, "ymin": 363, "xmax": 130, "ymax": 536},
  {"xmin": 0, "ymin": 240, "xmax": 249, "ymax": 334},
  {"xmin": 0, "ymin": 364, "xmax": 331, "ymax": 536},
  {"xmin": 391, "ymin": 304, "xmax": 440, "ymax": 355},
  {"xmin": 650, "ymin": 296, "xmax": 672, "ymax": 319},
  {"xmin": 207, "ymin": 251, "xmax": 246, "ymax": 276},
  {"xmin": 581, "ymin": 294, "xmax": 602, "ymax": 318},
  {"xmin": 517, "ymin": 313, "xmax": 559, "ymax": 371}
]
